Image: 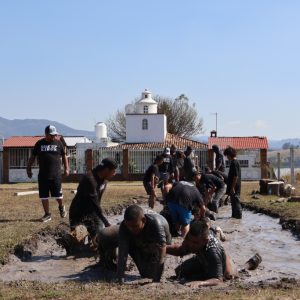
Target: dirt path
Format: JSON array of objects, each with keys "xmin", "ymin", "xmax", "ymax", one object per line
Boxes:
[{"xmin": 0, "ymin": 202, "xmax": 299, "ymax": 289}]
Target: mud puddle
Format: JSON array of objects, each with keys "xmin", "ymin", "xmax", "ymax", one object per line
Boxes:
[{"xmin": 0, "ymin": 202, "xmax": 300, "ymax": 287}]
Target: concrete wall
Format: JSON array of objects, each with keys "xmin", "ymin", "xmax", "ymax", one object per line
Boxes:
[
  {"xmin": 126, "ymin": 114, "xmax": 167, "ymax": 143},
  {"xmin": 9, "ymin": 169, "xmax": 39, "ymax": 183}
]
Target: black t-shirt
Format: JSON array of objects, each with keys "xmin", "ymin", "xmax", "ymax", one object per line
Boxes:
[
  {"xmin": 32, "ymin": 138, "xmax": 65, "ymax": 179},
  {"xmin": 211, "ymin": 170, "xmax": 228, "ymax": 185},
  {"xmin": 69, "ymin": 169, "xmax": 109, "ymax": 227},
  {"xmin": 143, "ymin": 164, "xmax": 160, "ymax": 183},
  {"xmin": 183, "ymin": 156, "xmax": 196, "ymax": 181},
  {"xmin": 166, "ymin": 181, "xmax": 204, "ymax": 211},
  {"xmin": 200, "ymin": 174, "xmax": 225, "ymax": 190},
  {"xmin": 158, "ymin": 154, "xmax": 173, "ymax": 174},
  {"xmin": 215, "ymin": 153, "xmax": 225, "ymax": 172},
  {"xmin": 195, "ymin": 234, "xmax": 226, "ymax": 280},
  {"xmin": 227, "ymin": 159, "xmax": 241, "ymax": 195}
]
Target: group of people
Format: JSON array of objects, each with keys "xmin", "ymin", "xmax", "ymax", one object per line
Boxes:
[{"xmin": 26, "ymin": 125, "xmax": 243, "ymax": 287}]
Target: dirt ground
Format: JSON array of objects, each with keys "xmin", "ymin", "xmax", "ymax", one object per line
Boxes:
[{"xmin": 0, "ymin": 182, "xmax": 300, "ymax": 299}]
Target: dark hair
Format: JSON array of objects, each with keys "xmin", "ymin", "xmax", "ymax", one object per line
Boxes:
[
  {"xmin": 124, "ymin": 205, "xmax": 144, "ymax": 221},
  {"xmin": 186, "ymin": 145, "xmax": 192, "ymax": 151},
  {"xmin": 154, "ymin": 154, "xmax": 164, "ymax": 163},
  {"xmin": 94, "ymin": 157, "xmax": 118, "ymax": 172},
  {"xmin": 224, "ymin": 146, "xmax": 237, "ymax": 158},
  {"xmin": 189, "ymin": 220, "xmax": 209, "ymax": 238}
]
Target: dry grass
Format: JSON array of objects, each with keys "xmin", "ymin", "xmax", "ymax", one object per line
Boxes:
[{"xmin": 0, "ymin": 181, "xmax": 300, "ymax": 299}]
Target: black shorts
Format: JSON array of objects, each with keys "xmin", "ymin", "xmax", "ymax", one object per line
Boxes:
[{"xmin": 38, "ymin": 176, "xmax": 62, "ymax": 199}]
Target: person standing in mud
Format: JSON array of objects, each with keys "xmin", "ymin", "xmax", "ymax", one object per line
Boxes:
[
  {"xmin": 143, "ymin": 155, "xmax": 164, "ymax": 208},
  {"xmin": 27, "ymin": 125, "xmax": 69, "ymax": 222},
  {"xmin": 69, "ymin": 158, "xmax": 117, "ymax": 245},
  {"xmin": 166, "ymin": 219, "xmax": 237, "ymax": 287},
  {"xmin": 224, "ymin": 146, "xmax": 242, "ymax": 219},
  {"xmin": 212, "ymin": 145, "xmax": 225, "ymax": 172},
  {"xmin": 117, "ymin": 205, "xmax": 172, "ymax": 283}
]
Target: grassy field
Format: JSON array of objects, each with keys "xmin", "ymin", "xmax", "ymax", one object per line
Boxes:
[{"xmin": 0, "ymin": 181, "xmax": 300, "ymax": 299}]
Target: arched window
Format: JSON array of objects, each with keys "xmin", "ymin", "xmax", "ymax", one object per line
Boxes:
[
  {"xmin": 144, "ymin": 105, "xmax": 149, "ymax": 114},
  {"xmin": 142, "ymin": 119, "xmax": 148, "ymax": 130}
]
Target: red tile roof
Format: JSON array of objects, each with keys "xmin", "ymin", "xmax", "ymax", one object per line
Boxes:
[
  {"xmin": 3, "ymin": 136, "xmax": 44, "ymax": 147},
  {"xmin": 3, "ymin": 136, "xmax": 65, "ymax": 148},
  {"xmin": 208, "ymin": 136, "xmax": 268, "ymax": 150},
  {"xmin": 110, "ymin": 133, "xmax": 208, "ymax": 150}
]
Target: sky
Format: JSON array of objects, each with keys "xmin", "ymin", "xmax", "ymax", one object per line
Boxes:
[{"xmin": 0, "ymin": 0, "xmax": 299, "ymax": 140}]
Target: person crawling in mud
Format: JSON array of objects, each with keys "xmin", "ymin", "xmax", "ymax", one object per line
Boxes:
[
  {"xmin": 166, "ymin": 219, "xmax": 237, "ymax": 288},
  {"xmin": 165, "ymin": 181, "xmax": 206, "ymax": 237},
  {"xmin": 143, "ymin": 154, "xmax": 164, "ymax": 208},
  {"xmin": 69, "ymin": 158, "xmax": 117, "ymax": 247},
  {"xmin": 117, "ymin": 205, "xmax": 172, "ymax": 283}
]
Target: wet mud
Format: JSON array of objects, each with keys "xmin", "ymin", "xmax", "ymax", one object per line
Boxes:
[{"xmin": 0, "ymin": 201, "xmax": 300, "ymax": 291}]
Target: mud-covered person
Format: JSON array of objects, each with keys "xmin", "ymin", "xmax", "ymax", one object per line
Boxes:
[
  {"xmin": 143, "ymin": 155, "xmax": 164, "ymax": 209},
  {"xmin": 117, "ymin": 205, "xmax": 172, "ymax": 284},
  {"xmin": 27, "ymin": 125, "xmax": 69, "ymax": 222},
  {"xmin": 167, "ymin": 219, "xmax": 237, "ymax": 288},
  {"xmin": 223, "ymin": 146, "xmax": 242, "ymax": 219},
  {"xmin": 193, "ymin": 170, "xmax": 226, "ymax": 213},
  {"xmin": 166, "ymin": 181, "xmax": 206, "ymax": 237},
  {"xmin": 183, "ymin": 145, "xmax": 197, "ymax": 182},
  {"xmin": 69, "ymin": 158, "xmax": 117, "ymax": 246}
]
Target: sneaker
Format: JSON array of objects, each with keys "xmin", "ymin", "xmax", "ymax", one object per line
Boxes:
[
  {"xmin": 41, "ymin": 213, "xmax": 52, "ymax": 223},
  {"xmin": 59, "ymin": 205, "xmax": 67, "ymax": 218}
]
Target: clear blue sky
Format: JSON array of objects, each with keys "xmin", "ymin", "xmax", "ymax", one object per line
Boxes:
[{"xmin": 0, "ymin": 1, "xmax": 299, "ymax": 139}]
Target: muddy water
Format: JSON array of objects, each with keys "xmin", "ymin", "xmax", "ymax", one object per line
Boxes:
[{"xmin": 0, "ymin": 203, "xmax": 300, "ymax": 284}]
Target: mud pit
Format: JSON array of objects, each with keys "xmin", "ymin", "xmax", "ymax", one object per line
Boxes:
[{"xmin": 0, "ymin": 202, "xmax": 300, "ymax": 289}]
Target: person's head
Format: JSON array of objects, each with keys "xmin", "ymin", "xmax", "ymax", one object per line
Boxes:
[
  {"xmin": 94, "ymin": 157, "xmax": 117, "ymax": 180},
  {"xmin": 164, "ymin": 147, "xmax": 171, "ymax": 155},
  {"xmin": 212, "ymin": 145, "xmax": 220, "ymax": 154},
  {"xmin": 192, "ymin": 170, "xmax": 202, "ymax": 183},
  {"xmin": 186, "ymin": 145, "xmax": 192, "ymax": 155},
  {"xmin": 185, "ymin": 219, "xmax": 210, "ymax": 252},
  {"xmin": 154, "ymin": 154, "xmax": 164, "ymax": 166},
  {"xmin": 124, "ymin": 205, "xmax": 146, "ymax": 235},
  {"xmin": 45, "ymin": 125, "xmax": 58, "ymax": 141},
  {"xmin": 170, "ymin": 144, "xmax": 176, "ymax": 154},
  {"xmin": 204, "ymin": 166, "xmax": 211, "ymax": 174},
  {"xmin": 224, "ymin": 146, "xmax": 237, "ymax": 160},
  {"xmin": 192, "ymin": 207, "xmax": 201, "ymax": 221}
]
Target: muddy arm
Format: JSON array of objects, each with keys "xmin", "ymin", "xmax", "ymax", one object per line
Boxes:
[
  {"xmin": 185, "ymin": 278, "xmax": 222, "ymax": 288},
  {"xmin": 152, "ymin": 245, "xmax": 166, "ymax": 282},
  {"xmin": 166, "ymin": 243, "xmax": 188, "ymax": 257}
]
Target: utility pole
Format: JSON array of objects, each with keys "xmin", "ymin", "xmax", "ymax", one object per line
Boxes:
[{"xmin": 211, "ymin": 112, "xmax": 218, "ymax": 134}]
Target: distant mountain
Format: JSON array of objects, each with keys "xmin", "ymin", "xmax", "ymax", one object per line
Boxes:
[
  {"xmin": 0, "ymin": 117, "xmax": 95, "ymax": 139},
  {"xmin": 268, "ymin": 139, "xmax": 300, "ymax": 150}
]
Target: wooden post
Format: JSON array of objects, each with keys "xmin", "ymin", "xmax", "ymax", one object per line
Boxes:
[
  {"xmin": 123, "ymin": 149, "xmax": 129, "ymax": 180},
  {"xmin": 85, "ymin": 149, "xmax": 93, "ymax": 172},
  {"xmin": 260, "ymin": 149, "xmax": 268, "ymax": 179},
  {"xmin": 290, "ymin": 147, "xmax": 295, "ymax": 185},
  {"xmin": 277, "ymin": 152, "xmax": 281, "ymax": 180},
  {"xmin": 3, "ymin": 148, "xmax": 9, "ymax": 183}
]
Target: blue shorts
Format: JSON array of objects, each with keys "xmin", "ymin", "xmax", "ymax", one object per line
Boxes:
[{"xmin": 167, "ymin": 201, "xmax": 192, "ymax": 226}]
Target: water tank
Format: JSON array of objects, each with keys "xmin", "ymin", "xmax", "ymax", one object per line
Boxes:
[{"xmin": 95, "ymin": 122, "xmax": 107, "ymax": 140}]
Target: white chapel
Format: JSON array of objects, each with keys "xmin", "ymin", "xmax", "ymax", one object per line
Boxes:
[{"xmin": 125, "ymin": 89, "xmax": 167, "ymax": 143}]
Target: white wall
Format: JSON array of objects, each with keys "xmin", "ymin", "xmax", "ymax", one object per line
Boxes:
[{"xmin": 126, "ymin": 114, "xmax": 167, "ymax": 143}]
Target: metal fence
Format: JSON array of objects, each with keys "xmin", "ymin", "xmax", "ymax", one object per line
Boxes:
[
  {"xmin": 92, "ymin": 148, "xmax": 123, "ymax": 174},
  {"xmin": 9, "ymin": 148, "xmax": 38, "ymax": 168}
]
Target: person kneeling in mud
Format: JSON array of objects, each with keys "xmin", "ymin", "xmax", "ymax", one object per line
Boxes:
[
  {"xmin": 69, "ymin": 158, "xmax": 117, "ymax": 248},
  {"xmin": 167, "ymin": 219, "xmax": 237, "ymax": 288},
  {"xmin": 117, "ymin": 205, "xmax": 172, "ymax": 283}
]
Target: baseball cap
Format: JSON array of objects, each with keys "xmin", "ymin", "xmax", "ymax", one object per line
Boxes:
[
  {"xmin": 164, "ymin": 147, "xmax": 171, "ymax": 155},
  {"xmin": 45, "ymin": 125, "xmax": 58, "ymax": 136}
]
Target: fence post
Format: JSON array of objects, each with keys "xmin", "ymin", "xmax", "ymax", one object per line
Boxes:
[
  {"xmin": 290, "ymin": 147, "xmax": 295, "ymax": 185},
  {"xmin": 260, "ymin": 149, "xmax": 267, "ymax": 179},
  {"xmin": 123, "ymin": 149, "xmax": 129, "ymax": 180},
  {"xmin": 277, "ymin": 152, "xmax": 281, "ymax": 180},
  {"xmin": 85, "ymin": 149, "xmax": 93, "ymax": 172},
  {"xmin": 208, "ymin": 149, "xmax": 214, "ymax": 170}
]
